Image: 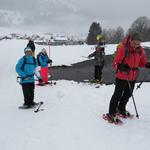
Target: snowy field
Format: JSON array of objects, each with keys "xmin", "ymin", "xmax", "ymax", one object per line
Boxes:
[{"xmin": 0, "ymin": 38, "xmax": 150, "ymax": 150}]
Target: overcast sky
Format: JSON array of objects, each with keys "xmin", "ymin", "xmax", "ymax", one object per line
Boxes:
[{"xmin": 0, "ymin": 0, "xmax": 150, "ymax": 35}]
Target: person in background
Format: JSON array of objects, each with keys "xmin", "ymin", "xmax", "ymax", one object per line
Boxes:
[
  {"xmin": 88, "ymin": 35, "xmax": 105, "ymax": 83},
  {"xmin": 103, "ymin": 32, "xmax": 150, "ymax": 123},
  {"xmin": 37, "ymin": 48, "xmax": 52, "ymax": 85},
  {"xmin": 16, "ymin": 47, "xmax": 43, "ymax": 108},
  {"xmin": 27, "ymin": 38, "xmax": 35, "ymax": 57}
]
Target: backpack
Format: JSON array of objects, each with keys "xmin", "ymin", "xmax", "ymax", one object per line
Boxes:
[
  {"xmin": 113, "ymin": 42, "xmax": 129, "ymax": 60},
  {"xmin": 37, "ymin": 52, "xmax": 43, "ymax": 66},
  {"xmin": 21, "ymin": 56, "xmax": 36, "ymax": 71}
]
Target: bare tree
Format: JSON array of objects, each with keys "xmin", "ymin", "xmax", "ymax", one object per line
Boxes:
[
  {"xmin": 114, "ymin": 26, "xmax": 124, "ymax": 43},
  {"xmin": 128, "ymin": 16, "xmax": 150, "ymax": 41},
  {"xmin": 102, "ymin": 27, "xmax": 124, "ymax": 44}
]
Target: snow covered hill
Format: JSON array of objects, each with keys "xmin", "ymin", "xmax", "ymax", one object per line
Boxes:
[{"xmin": 0, "ymin": 39, "xmax": 150, "ymax": 150}]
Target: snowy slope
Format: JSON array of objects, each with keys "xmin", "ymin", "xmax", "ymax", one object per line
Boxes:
[{"xmin": 0, "ymin": 39, "xmax": 150, "ymax": 150}]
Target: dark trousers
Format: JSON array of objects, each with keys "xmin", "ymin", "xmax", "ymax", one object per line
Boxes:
[
  {"xmin": 22, "ymin": 82, "xmax": 35, "ymax": 105},
  {"xmin": 94, "ymin": 65, "xmax": 103, "ymax": 81},
  {"xmin": 109, "ymin": 78, "xmax": 135, "ymax": 115}
]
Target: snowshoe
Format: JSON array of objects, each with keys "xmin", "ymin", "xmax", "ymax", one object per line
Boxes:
[
  {"xmin": 19, "ymin": 104, "xmax": 36, "ymax": 109},
  {"xmin": 47, "ymin": 81, "xmax": 57, "ymax": 85},
  {"xmin": 96, "ymin": 79, "xmax": 103, "ymax": 84},
  {"xmin": 45, "ymin": 82, "xmax": 51, "ymax": 84},
  {"xmin": 83, "ymin": 79, "xmax": 103, "ymax": 88},
  {"xmin": 102, "ymin": 113, "xmax": 123, "ymax": 125},
  {"xmin": 36, "ymin": 82, "xmax": 45, "ymax": 86},
  {"xmin": 90, "ymin": 79, "xmax": 103, "ymax": 84},
  {"xmin": 34, "ymin": 101, "xmax": 44, "ymax": 113},
  {"xmin": 19, "ymin": 101, "xmax": 43, "ymax": 110},
  {"xmin": 116, "ymin": 111, "xmax": 134, "ymax": 119}
]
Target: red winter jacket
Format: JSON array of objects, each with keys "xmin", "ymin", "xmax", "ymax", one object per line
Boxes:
[{"xmin": 113, "ymin": 43, "xmax": 147, "ymax": 81}]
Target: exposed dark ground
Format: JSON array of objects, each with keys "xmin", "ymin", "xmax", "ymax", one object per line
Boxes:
[{"xmin": 49, "ymin": 47, "xmax": 150, "ymax": 85}]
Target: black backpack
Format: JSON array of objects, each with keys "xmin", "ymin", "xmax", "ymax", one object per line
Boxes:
[{"xmin": 37, "ymin": 52, "xmax": 43, "ymax": 66}]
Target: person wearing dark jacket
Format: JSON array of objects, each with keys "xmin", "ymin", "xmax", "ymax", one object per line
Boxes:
[
  {"xmin": 27, "ymin": 39, "xmax": 35, "ymax": 57},
  {"xmin": 88, "ymin": 42, "xmax": 105, "ymax": 82},
  {"xmin": 104, "ymin": 32, "xmax": 150, "ymax": 122}
]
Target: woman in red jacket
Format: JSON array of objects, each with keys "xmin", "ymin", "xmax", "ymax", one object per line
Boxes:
[{"xmin": 104, "ymin": 32, "xmax": 150, "ymax": 123}]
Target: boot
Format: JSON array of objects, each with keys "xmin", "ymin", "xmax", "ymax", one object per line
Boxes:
[{"xmin": 117, "ymin": 110, "xmax": 132, "ymax": 118}]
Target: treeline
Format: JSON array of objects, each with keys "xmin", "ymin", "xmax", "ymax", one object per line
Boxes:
[{"xmin": 86, "ymin": 16, "xmax": 150, "ymax": 44}]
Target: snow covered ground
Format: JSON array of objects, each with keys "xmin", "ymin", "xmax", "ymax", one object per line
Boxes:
[{"xmin": 0, "ymin": 38, "xmax": 150, "ymax": 150}]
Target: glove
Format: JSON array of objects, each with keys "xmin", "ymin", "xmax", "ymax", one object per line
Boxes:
[
  {"xmin": 38, "ymin": 79, "xmax": 43, "ymax": 83},
  {"xmin": 48, "ymin": 59, "xmax": 52, "ymax": 63},
  {"xmin": 22, "ymin": 77, "xmax": 28, "ymax": 80},
  {"xmin": 145, "ymin": 62, "xmax": 150, "ymax": 68},
  {"xmin": 118, "ymin": 63, "xmax": 130, "ymax": 72}
]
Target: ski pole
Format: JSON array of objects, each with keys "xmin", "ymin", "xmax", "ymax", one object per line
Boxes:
[
  {"xmin": 82, "ymin": 56, "xmax": 93, "ymax": 60},
  {"xmin": 126, "ymin": 73, "xmax": 139, "ymax": 118},
  {"xmin": 82, "ymin": 56, "xmax": 91, "ymax": 59}
]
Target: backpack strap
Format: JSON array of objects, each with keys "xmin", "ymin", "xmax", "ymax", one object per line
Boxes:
[
  {"xmin": 116, "ymin": 44, "xmax": 129, "ymax": 73},
  {"xmin": 121, "ymin": 44, "xmax": 130, "ymax": 64},
  {"xmin": 33, "ymin": 56, "xmax": 36, "ymax": 67},
  {"xmin": 37, "ymin": 52, "xmax": 43, "ymax": 66},
  {"xmin": 122, "ymin": 44, "xmax": 142, "ymax": 64},
  {"xmin": 21, "ymin": 56, "xmax": 26, "ymax": 71},
  {"xmin": 21, "ymin": 56, "xmax": 36, "ymax": 71}
]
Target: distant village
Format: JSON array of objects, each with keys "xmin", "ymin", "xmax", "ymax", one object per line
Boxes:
[{"xmin": 0, "ymin": 33, "xmax": 86, "ymax": 46}]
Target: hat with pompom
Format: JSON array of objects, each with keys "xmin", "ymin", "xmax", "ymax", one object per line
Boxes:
[
  {"xmin": 24, "ymin": 47, "xmax": 32, "ymax": 53},
  {"xmin": 41, "ymin": 48, "xmax": 47, "ymax": 53}
]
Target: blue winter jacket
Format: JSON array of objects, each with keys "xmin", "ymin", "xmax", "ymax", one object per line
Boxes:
[
  {"xmin": 39, "ymin": 53, "xmax": 50, "ymax": 67},
  {"xmin": 16, "ymin": 55, "xmax": 40, "ymax": 84}
]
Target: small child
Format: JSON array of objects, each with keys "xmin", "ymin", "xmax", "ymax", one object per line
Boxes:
[{"xmin": 37, "ymin": 48, "xmax": 52, "ymax": 85}]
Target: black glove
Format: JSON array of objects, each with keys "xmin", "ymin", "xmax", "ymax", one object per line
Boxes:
[
  {"xmin": 48, "ymin": 59, "xmax": 52, "ymax": 63},
  {"xmin": 145, "ymin": 62, "xmax": 150, "ymax": 68},
  {"xmin": 38, "ymin": 79, "xmax": 43, "ymax": 83},
  {"xmin": 118, "ymin": 63, "xmax": 130, "ymax": 72}
]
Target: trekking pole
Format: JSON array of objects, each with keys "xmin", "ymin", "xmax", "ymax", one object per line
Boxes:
[
  {"xmin": 49, "ymin": 63, "xmax": 53, "ymax": 85},
  {"xmin": 82, "ymin": 56, "xmax": 89, "ymax": 59},
  {"xmin": 82, "ymin": 56, "xmax": 92, "ymax": 59},
  {"xmin": 48, "ymin": 40, "xmax": 51, "ymax": 58},
  {"xmin": 48, "ymin": 40, "xmax": 53, "ymax": 85},
  {"xmin": 126, "ymin": 73, "xmax": 139, "ymax": 118}
]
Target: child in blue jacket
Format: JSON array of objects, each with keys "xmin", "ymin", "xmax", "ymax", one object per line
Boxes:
[
  {"xmin": 38, "ymin": 48, "xmax": 52, "ymax": 85},
  {"xmin": 16, "ymin": 47, "xmax": 43, "ymax": 108}
]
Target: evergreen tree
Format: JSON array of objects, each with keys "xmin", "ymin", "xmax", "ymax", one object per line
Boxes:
[{"xmin": 86, "ymin": 22, "xmax": 102, "ymax": 45}]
